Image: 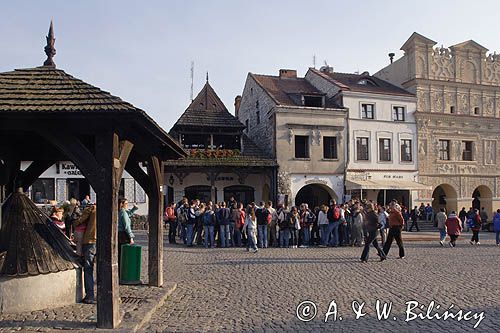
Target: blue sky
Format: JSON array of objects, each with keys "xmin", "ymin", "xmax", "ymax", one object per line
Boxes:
[{"xmin": 2, "ymin": 0, "xmax": 499, "ymax": 130}]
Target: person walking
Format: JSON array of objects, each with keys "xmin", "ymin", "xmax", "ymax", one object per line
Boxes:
[
  {"xmin": 409, "ymin": 206, "xmax": 420, "ymax": 232},
  {"xmin": 445, "ymin": 211, "xmax": 462, "ymax": 247},
  {"xmin": 382, "ymin": 203, "xmax": 405, "ymax": 259},
  {"xmin": 425, "ymin": 203, "xmax": 433, "ymax": 223},
  {"xmin": 435, "ymin": 208, "xmax": 448, "ymax": 246},
  {"xmin": 458, "ymin": 207, "xmax": 467, "ymax": 231},
  {"xmin": 378, "ymin": 206, "xmax": 389, "ymax": 246},
  {"xmin": 74, "ymin": 204, "xmax": 97, "ymax": 304},
  {"xmin": 351, "ymin": 205, "xmax": 364, "ymax": 247},
  {"xmin": 469, "ymin": 209, "xmax": 482, "ymax": 245},
  {"xmin": 493, "ymin": 209, "xmax": 500, "ymax": 246},
  {"xmin": 360, "ymin": 203, "xmax": 386, "ymax": 262}
]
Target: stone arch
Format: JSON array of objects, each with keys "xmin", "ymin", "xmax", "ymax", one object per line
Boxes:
[
  {"xmin": 294, "ymin": 183, "xmax": 336, "ymax": 209},
  {"xmin": 431, "ymin": 183, "xmax": 458, "ymax": 213},
  {"xmin": 471, "ymin": 185, "xmax": 493, "ymax": 217}
]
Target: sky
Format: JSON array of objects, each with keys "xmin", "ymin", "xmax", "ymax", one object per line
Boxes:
[{"xmin": 2, "ymin": 0, "xmax": 500, "ymax": 131}]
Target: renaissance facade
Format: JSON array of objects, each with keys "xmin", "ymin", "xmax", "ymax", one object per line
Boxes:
[{"xmin": 376, "ymin": 32, "xmax": 500, "ymax": 216}]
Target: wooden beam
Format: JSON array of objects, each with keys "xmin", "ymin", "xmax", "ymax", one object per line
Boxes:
[
  {"xmin": 125, "ymin": 157, "xmax": 153, "ymax": 194},
  {"xmin": 37, "ymin": 131, "xmax": 102, "ymax": 189},
  {"xmin": 95, "ymin": 132, "xmax": 121, "ymax": 329},
  {"xmin": 21, "ymin": 160, "xmax": 56, "ymax": 191},
  {"xmin": 147, "ymin": 155, "xmax": 163, "ymax": 287},
  {"xmin": 4, "ymin": 159, "xmax": 20, "ymax": 196}
]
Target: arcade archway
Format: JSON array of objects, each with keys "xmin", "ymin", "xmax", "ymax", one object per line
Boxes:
[
  {"xmin": 431, "ymin": 184, "xmax": 457, "ymax": 213},
  {"xmin": 472, "ymin": 185, "xmax": 493, "ymax": 216},
  {"xmin": 295, "ymin": 184, "xmax": 336, "ymax": 209}
]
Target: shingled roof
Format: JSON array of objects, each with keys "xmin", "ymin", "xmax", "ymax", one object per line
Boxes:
[
  {"xmin": 309, "ymin": 68, "xmax": 414, "ymax": 97},
  {"xmin": 0, "ymin": 190, "xmax": 80, "ymax": 277},
  {"xmin": 250, "ymin": 73, "xmax": 342, "ymax": 108},
  {"xmin": 0, "ymin": 66, "xmax": 139, "ymax": 112},
  {"xmin": 171, "ymin": 82, "xmax": 245, "ymax": 130}
]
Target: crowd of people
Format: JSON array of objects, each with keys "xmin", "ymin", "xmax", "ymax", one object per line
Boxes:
[
  {"xmin": 164, "ymin": 197, "xmax": 500, "ymax": 256},
  {"xmin": 47, "ymin": 195, "xmax": 138, "ymax": 304}
]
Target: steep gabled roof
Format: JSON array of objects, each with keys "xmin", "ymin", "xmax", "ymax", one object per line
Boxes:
[
  {"xmin": 250, "ymin": 73, "xmax": 341, "ymax": 108},
  {"xmin": 171, "ymin": 82, "xmax": 244, "ymax": 129},
  {"xmin": 309, "ymin": 68, "xmax": 414, "ymax": 97}
]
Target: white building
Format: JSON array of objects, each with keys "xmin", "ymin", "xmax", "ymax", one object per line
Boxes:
[{"xmin": 305, "ymin": 67, "xmax": 429, "ymax": 207}]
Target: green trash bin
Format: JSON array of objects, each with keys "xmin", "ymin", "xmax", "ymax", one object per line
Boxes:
[{"xmin": 120, "ymin": 244, "xmax": 142, "ymax": 285}]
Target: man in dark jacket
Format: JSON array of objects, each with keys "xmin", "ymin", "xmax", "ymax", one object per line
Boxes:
[
  {"xmin": 409, "ymin": 206, "xmax": 420, "ymax": 232},
  {"xmin": 360, "ymin": 203, "xmax": 386, "ymax": 262}
]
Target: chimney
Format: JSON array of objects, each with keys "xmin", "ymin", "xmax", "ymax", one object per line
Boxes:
[
  {"xmin": 279, "ymin": 69, "xmax": 297, "ymax": 79},
  {"xmin": 234, "ymin": 95, "xmax": 242, "ymax": 117},
  {"xmin": 388, "ymin": 52, "xmax": 395, "ymax": 64}
]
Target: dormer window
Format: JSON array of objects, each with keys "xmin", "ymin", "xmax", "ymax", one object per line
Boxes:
[
  {"xmin": 357, "ymin": 79, "xmax": 376, "ymax": 86},
  {"xmin": 303, "ymin": 95, "xmax": 324, "ymax": 107}
]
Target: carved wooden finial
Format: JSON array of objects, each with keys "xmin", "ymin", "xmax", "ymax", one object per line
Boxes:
[
  {"xmin": 43, "ymin": 20, "xmax": 56, "ymax": 67},
  {"xmin": 206, "ymin": 71, "xmax": 209, "ymax": 83}
]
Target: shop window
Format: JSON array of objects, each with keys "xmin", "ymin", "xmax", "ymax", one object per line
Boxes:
[{"xmin": 31, "ymin": 178, "xmax": 55, "ymax": 203}]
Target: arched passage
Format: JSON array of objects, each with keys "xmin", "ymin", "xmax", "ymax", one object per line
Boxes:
[
  {"xmin": 295, "ymin": 184, "xmax": 336, "ymax": 209},
  {"xmin": 472, "ymin": 185, "xmax": 493, "ymax": 216},
  {"xmin": 432, "ymin": 184, "xmax": 458, "ymax": 213}
]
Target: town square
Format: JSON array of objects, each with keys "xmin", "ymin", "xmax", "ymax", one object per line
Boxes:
[{"xmin": 1, "ymin": 1, "xmax": 500, "ymax": 332}]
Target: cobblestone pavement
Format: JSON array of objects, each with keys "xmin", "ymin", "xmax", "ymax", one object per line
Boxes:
[{"xmin": 144, "ymin": 232, "xmax": 500, "ymax": 333}]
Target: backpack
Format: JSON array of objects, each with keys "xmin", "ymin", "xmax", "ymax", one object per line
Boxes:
[
  {"xmin": 263, "ymin": 209, "xmax": 272, "ymax": 225},
  {"xmin": 333, "ymin": 206, "xmax": 341, "ymax": 220},
  {"xmin": 466, "ymin": 218, "xmax": 475, "ymax": 229},
  {"xmin": 177, "ymin": 207, "xmax": 188, "ymax": 225}
]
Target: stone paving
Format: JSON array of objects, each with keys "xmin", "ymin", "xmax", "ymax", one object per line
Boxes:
[{"xmin": 143, "ymin": 231, "xmax": 500, "ymax": 332}]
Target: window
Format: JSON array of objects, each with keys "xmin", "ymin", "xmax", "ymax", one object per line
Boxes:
[
  {"xmin": 379, "ymin": 138, "xmax": 392, "ymax": 161},
  {"xmin": 356, "ymin": 137, "xmax": 369, "ymax": 160},
  {"xmin": 400, "ymin": 139, "xmax": 412, "ymax": 162},
  {"xmin": 462, "ymin": 141, "xmax": 473, "ymax": 161},
  {"xmin": 393, "ymin": 106, "xmax": 405, "ymax": 121},
  {"xmin": 295, "ymin": 135, "xmax": 309, "ymax": 158},
  {"xmin": 473, "ymin": 107, "xmax": 480, "ymax": 115},
  {"xmin": 361, "ymin": 104, "xmax": 374, "ymax": 119},
  {"xmin": 439, "ymin": 140, "xmax": 450, "ymax": 160},
  {"xmin": 245, "ymin": 119, "xmax": 249, "ymax": 133},
  {"xmin": 303, "ymin": 95, "xmax": 324, "ymax": 107},
  {"xmin": 450, "ymin": 106, "xmax": 455, "ymax": 114},
  {"xmin": 256, "ymin": 111, "xmax": 260, "ymax": 124},
  {"xmin": 323, "ymin": 136, "xmax": 338, "ymax": 159},
  {"xmin": 31, "ymin": 178, "xmax": 55, "ymax": 203}
]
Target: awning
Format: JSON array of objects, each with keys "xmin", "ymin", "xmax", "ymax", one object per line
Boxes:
[{"xmin": 345, "ymin": 179, "xmax": 431, "ymax": 190}]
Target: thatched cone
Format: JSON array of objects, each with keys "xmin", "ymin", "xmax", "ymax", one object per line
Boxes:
[{"xmin": 0, "ymin": 189, "xmax": 79, "ymax": 277}]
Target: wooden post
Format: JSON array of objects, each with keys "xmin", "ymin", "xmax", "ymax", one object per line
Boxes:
[
  {"xmin": 95, "ymin": 132, "xmax": 121, "ymax": 329},
  {"xmin": 147, "ymin": 156, "xmax": 164, "ymax": 287}
]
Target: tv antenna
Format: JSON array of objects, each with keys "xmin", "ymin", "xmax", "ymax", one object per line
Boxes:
[{"xmin": 190, "ymin": 61, "xmax": 194, "ymax": 101}]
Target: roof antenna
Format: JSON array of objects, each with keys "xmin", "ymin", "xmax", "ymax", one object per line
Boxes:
[
  {"xmin": 190, "ymin": 61, "xmax": 194, "ymax": 101},
  {"xmin": 313, "ymin": 54, "xmax": 316, "ymax": 68},
  {"xmin": 43, "ymin": 20, "xmax": 56, "ymax": 67}
]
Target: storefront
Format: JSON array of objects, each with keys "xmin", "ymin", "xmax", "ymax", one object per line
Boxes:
[{"xmin": 345, "ymin": 171, "xmax": 430, "ymax": 208}]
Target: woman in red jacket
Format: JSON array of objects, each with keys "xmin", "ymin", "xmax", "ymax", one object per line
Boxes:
[
  {"xmin": 470, "ymin": 209, "xmax": 482, "ymax": 245},
  {"xmin": 445, "ymin": 211, "xmax": 462, "ymax": 247}
]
